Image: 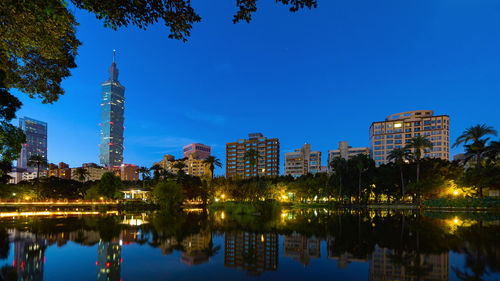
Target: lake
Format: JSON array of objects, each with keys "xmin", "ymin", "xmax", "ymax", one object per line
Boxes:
[{"xmin": 0, "ymin": 209, "xmax": 498, "ymax": 281}]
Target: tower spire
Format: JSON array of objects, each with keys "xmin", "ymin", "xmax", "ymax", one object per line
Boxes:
[{"xmin": 113, "ymin": 49, "xmax": 116, "ymax": 63}]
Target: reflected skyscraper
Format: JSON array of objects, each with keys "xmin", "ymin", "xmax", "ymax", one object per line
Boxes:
[
  {"xmin": 99, "ymin": 50, "xmax": 125, "ymax": 167},
  {"xmin": 14, "ymin": 231, "xmax": 46, "ymax": 281},
  {"xmin": 224, "ymin": 232, "xmax": 278, "ymax": 276},
  {"xmin": 97, "ymin": 241, "xmax": 121, "ymax": 281}
]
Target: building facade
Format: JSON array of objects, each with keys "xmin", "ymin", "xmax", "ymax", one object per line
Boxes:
[
  {"xmin": 109, "ymin": 164, "xmax": 139, "ymax": 181},
  {"xmin": 156, "ymin": 154, "xmax": 211, "ymax": 178},
  {"xmin": 327, "ymin": 141, "xmax": 370, "ymax": 170},
  {"xmin": 226, "ymin": 133, "xmax": 280, "ymax": 178},
  {"xmin": 100, "ymin": 51, "xmax": 125, "ymax": 167},
  {"xmin": 284, "ymin": 144, "xmax": 322, "ymax": 177},
  {"xmin": 369, "ymin": 110, "xmax": 450, "ymax": 166},
  {"xmin": 47, "ymin": 162, "xmax": 71, "ymax": 179},
  {"xmin": 183, "ymin": 143, "xmax": 211, "ymax": 159},
  {"xmin": 17, "ymin": 117, "xmax": 47, "ymax": 172}
]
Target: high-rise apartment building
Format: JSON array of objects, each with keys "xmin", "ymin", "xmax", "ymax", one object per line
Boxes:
[
  {"xmin": 183, "ymin": 143, "xmax": 211, "ymax": 159},
  {"xmin": 226, "ymin": 133, "xmax": 280, "ymax": 178},
  {"xmin": 100, "ymin": 51, "xmax": 125, "ymax": 167},
  {"xmin": 284, "ymin": 144, "xmax": 322, "ymax": 177},
  {"xmin": 369, "ymin": 110, "xmax": 450, "ymax": 166},
  {"xmin": 327, "ymin": 141, "xmax": 370, "ymax": 167},
  {"xmin": 17, "ymin": 117, "xmax": 47, "ymax": 172}
]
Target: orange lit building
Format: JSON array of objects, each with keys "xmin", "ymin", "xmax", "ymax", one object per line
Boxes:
[{"xmin": 226, "ymin": 133, "xmax": 280, "ymax": 179}]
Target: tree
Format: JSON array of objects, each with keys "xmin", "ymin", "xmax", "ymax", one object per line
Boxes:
[
  {"xmin": 153, "ymin": 181, "xmax": 185, "ymax": 210},
  {"xmin": 452, "ymin": 124, "xmax": 497, "ymax": 170},
  {"xmin": 330, "ymin": 157, "xmax": 347, "ymax": 203},
  {"xmin": 405, "ymin": 136, "xmax": 433, "ymax": 206},
  {"xmin": 173, "ymin": 161, "xmax": 187, "ymax": 183},
  {"xmin": 75, "ymin": 167, "xmax": 89, "ymax": 182},
  {"xmin": 387, "ymin": 147, "xmax": 411, "ymax": 199},
  {"xmin": 27, "ymin": 155, "xmax": 48, "ymax": 180},
  {"xmin": 98, "ymin": 172, "xmax": 122, "ymax": 199},
  {"xmin": 138, "ymin": 166, "xmax": 151, "ymax": 187},
  {"xmin": 203, "ymin": 156, "xmax": 222, "ymax": 181},
  {"xmin": 244, "ymin": 148, "xmax": 258, "ymax": 176},
  {"xmin": 151, "ymin": 163, "xmax": 163, "ymax": 183},
  {"xmin": 351, "ymin": 154, "xmax": 374, "ymax": 204}
]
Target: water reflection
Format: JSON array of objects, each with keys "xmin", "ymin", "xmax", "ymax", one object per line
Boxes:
[{"xmin": 0, "ymin": 210, "xmax": 497, "ymax": 281}]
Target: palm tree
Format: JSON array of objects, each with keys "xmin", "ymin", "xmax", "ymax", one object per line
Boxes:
[
  {"xmin": 151, "ymin": 164, "xmax": 163, "ymax": 182},
  {"xmin": 203, "ymin": 156, "xmax": 222, "ymax": 181},
  {"xmin": 405, "ymin": 136, "xmax": 433, "ymax": 183},
  {"xmin": 352, "ymin": 154, "xmax": 372, "ymax": 204},
  {"xmin": 244, "ymin": 148, "xmax": 258, "ymax": 176},
  {"xmin": 27, "ymin": 154, "xmax": 48, "ymax": 180},
  {"xmin": 329, "ymin": 157, "xmax": 347, "ymax": 204},
  {"xmin": 452, "ymin": 124, "xmax": 497, "ymax": 170},
  {"xmin": 387, "ymin": 147, "xmax": 411, "ymax": 199},
  {"xmin": 486, "ymin": 140, "xmax": 500, "ymax": 163},
  {"xmin": 75, "ymin": 167, "xmax": 89, "ymax": 182},
  {"xmin": 405, "ymin": 136, "xmax": 433, "ymax": 207},
  {"xmin": 173, "ymin": 161, "xmax": 186, "ymax": 182},
  {"xmin": 138, "ymin": 166, "xmax": 151, "ymax": 188}
]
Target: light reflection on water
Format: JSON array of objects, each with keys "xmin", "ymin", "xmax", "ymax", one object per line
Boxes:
[{"xmin": 0, "ymin": 210, "xmax": 498, "ymax": 281}]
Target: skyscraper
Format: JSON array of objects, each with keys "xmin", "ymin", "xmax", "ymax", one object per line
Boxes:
[
  {"xmin": 100, "ymin": 50, "xmax": 125, "ymax": 167},
  {"xmin": 17, "ymin": 117, "xmax": 47, "ymax": 172}
]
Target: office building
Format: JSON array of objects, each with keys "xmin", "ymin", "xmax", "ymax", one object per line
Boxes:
[
  {"xmin": 327, "ymin": 141, "xmax": 370, "ymax": 170},
  {"xmin": 156, "ymin": 154, "xmax": 211, "ymax": 178},
  {"xmin": 369, "ymin": 110, "xmax": 450, "ymax": 166},
  {"xmin": 100, "ymin": 50, "xmax": 125, "ymax": 167},
  {"xmin": 17, "ymin": 117, "xmax": 47, "ymax": 172},
  {"xmin": 183, "ymin": 143, "xmax": 211, "ymax": 159},
  {"xmin": 284, "ymin": 144, "xmax": 322, "ymax": 177},
  {"xmin": 226, "ymin": 133, "xmax": 280, "ymax": 178}
]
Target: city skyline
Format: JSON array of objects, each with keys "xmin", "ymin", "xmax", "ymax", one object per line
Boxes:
[{"xmin": 12, "ymin": 1, "xmax": 500, "ymax": 174}]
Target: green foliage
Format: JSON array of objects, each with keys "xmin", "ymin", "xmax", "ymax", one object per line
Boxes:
[
  {"xmin": 84, "ymin": 185, "xmax": 101, "ymax": 200},
  {"xmin": 153, "ymin": 181, "xmax": 185, "ymax": 210},
  {"xmin": 98, "ymin": 172, "xmax": 122, "ymax": 198},
  {"xmin": 36, "ymin": 177, "xmax": 87, "ymax": 199}
]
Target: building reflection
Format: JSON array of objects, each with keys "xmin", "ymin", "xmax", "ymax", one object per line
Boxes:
[
  {"xmin": 369, "ymin": 246, "xmax": 449, "ymax": 281},
  {"xmin": 283, "ymin": 233, "xmax": 320, "ymax": 266},
  {"xmin": 13, "ymin": 231, "xmax": 46, "ymax": 281},
  {"xmin": 327, "ymin": 237, "xmax": 369, "ymax": 268},
  {"xmin": 156, "ymin": 230, "xmax": 213, "ymax": 265},
  {"xmin": 180, "ymin": 230, "xmax": 211, "ymax": 265},
  {"xmin": 96, "ymin": 240, "xmax": 121, "ymax": 281},
  {"xmin": 224, "ymin": 232, "xmax": 278, "ymax": 276}
]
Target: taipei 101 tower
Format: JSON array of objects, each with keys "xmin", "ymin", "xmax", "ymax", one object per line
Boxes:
[{"xmin": 99, "ymin": 50, "xmax": 125, "ymax": 167}]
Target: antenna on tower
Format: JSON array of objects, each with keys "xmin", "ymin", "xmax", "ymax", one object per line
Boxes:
[{"xmin": 113, "ymin": 49, "xmax": 116, "ymax": 63}]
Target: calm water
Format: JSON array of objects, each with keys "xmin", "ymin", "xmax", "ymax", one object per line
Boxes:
[{"xmin": 0, "ymin": 209, "xmax": 498, "ymax": 281}]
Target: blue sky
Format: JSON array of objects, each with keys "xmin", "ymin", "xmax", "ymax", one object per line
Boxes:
[{"xmin": 15, "ymin": 0, "xmax": 500, "ymax": 175}]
